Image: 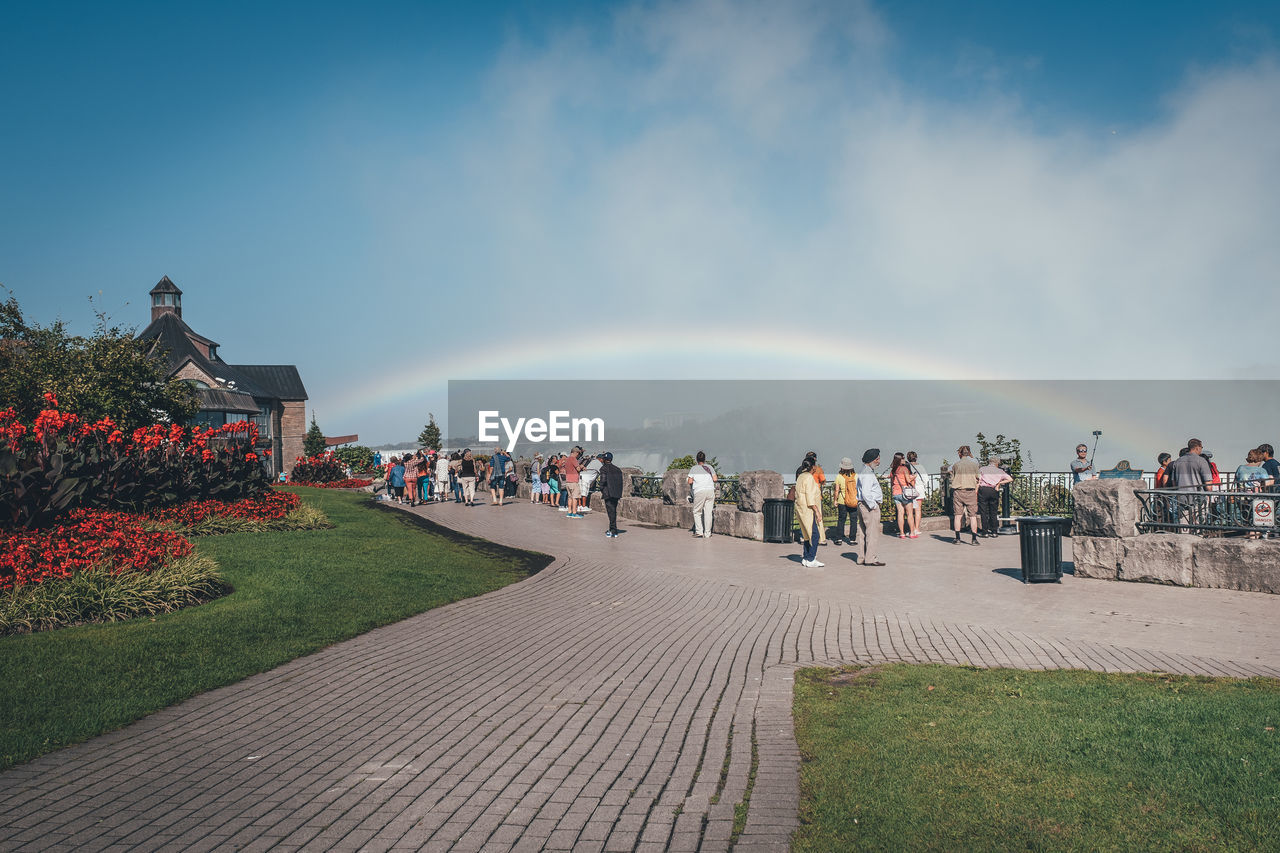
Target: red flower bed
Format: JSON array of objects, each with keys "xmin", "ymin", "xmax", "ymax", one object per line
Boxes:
[
  {"xmin": 296, "ymin": 478, "xmax": 372, "ymax": 489},
  {"xmin": 150, "ymin": 491, "xmax": 301, "ymax": 526},
  {"xmin": 0, "ymin": 509, "xmax": 193, "ymax": 591}
]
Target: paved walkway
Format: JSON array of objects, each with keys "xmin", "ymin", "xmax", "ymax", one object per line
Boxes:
[{"xmin": 2, "ymin": 499, "xmax": 1278, "ymax": 852}]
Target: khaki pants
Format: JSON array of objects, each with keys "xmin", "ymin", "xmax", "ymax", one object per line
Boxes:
[
  {"xmin": 692, "ymin": 491, "xmax": 715, "ymax": 537},
  {"xmin": 858, "ymin": 503, "xmax": 880, "ymax": 563}
]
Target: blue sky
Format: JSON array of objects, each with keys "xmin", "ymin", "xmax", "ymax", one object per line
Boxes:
[{"xmin": 3, "ymin": 1, "xmax": 1279, "ymax": 446}]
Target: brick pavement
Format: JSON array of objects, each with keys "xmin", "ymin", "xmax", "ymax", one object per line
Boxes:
[{"xmin": 1, "ymin": 499, "xmax": 1277, "ymax": 852}]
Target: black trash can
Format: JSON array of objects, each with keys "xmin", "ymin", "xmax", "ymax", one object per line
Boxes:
[
  {"xmin": 763, "ymin": 498, "xmax": 794, "ymax": 544},
  {"xmin": 1016, "ymin": 516, "xmax": 1064, "ymax": 583}
]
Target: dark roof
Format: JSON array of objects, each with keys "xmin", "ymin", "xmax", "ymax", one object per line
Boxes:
[
  {"xmin": 196, "ymin": 388, "xmax": 261, "ymax": 415},
  {"xmin": 232, "ymin": 364, "xmax": 308, "ymax": 401},
  {"xmin": 150, "ymin": 275, "xmax": 182, "ymax": 295},
  {"xmin": 325, "ymin": 434, "xmax": 359, "ymax": 447},
  {"xmin": 137, "ymin": 313, "xmax": 307, "ymax": 402},
  {"xmin": 136, "ymin": 312, "xmax": 219, "ymax": 370}
]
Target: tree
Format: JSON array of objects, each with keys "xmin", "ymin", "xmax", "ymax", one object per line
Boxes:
[
  {"xmin": 332, "ymin": 445, "xmax": 375, "ymax": 473},
  {"xmin": 0, "ymin": 293, "xmax": 197, "ymax": 429},
  {"xmin": 667, "ymin": 454, "xmax": 720, "ymax": 473},
  {"xmin": 975, "ymin": 432, "xmax": 1023, "ymax": 475},
  {"xmin": 303, "ymin": 414, "xmax": 326, "ymax": 458},
  {"xmin": 418, "ymin": 413, "xmax": 442, "ymax": 451}
]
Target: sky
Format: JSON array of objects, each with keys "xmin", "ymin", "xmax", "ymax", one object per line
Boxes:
[{"xmin": 3, "ymin": 0, "xmax": 1279, "ymax": 448}]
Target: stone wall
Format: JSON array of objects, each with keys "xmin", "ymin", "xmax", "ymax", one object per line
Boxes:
[{"xmin": 1071, "ymin": 479, "xmax": 1280, "ymax": 594}]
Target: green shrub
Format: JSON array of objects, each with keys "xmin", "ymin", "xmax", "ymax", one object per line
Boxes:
[{"xmin": 0, "ymin": 554, "xmax": 227, "ymax": 635}]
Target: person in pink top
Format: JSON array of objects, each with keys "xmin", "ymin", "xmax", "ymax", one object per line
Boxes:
[
  {"xmin": 560, "ymin": 450, "xmax": 582, "ymax": 517},
  {"xmin": 977, "ymin": 456, "xmax": 1014, "ymax": 537},
  {"xmin": 889, "ymin": 452, "xmax": 920, "ymax": 539}
]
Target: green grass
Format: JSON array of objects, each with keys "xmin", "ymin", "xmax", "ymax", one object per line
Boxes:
[
  {"xmin": 794, "ymin": 663, "xmax": 1280, "ymax": 852},
  {"xmin": 0, "ymin": 489, "xmax": 550, "ymax": 770}
]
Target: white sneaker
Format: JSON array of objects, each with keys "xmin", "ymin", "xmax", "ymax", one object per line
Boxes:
[
  {"xmin": 812, "ymin": 560, "xmax": 825, "ymax": 567},
  {"xmin": 801, "ymin": 559, "xmax": 814, "ymax": 567},
  {"xmin": 558, "ymin": 507, "xmax": 569, "ymax": 512},
  {"xmin": 581, "ymin": 506, "xmax": 592, "ymax": 511}
]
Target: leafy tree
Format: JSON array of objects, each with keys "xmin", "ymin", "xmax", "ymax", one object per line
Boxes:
[
  {"xmin": 418, "ymin": 413, "xmax": 442, "ymax": 451},
  {"xmin": 975, "ymin": 432, "xmax": 1023, "ymax": 475},
  {"xmin": 303, "ymin": 414, "xmax": 326, "ymax": 458},
  {"xmin": 667, "ymin": 454, "xmax": 720, "ymax": 473},
  {"xmin": 332, "ymin": 445, "xmax": 375, "ymax": 473},
  {"xmin": 0, "ymin": 293, "xmax": 197, "ymax": 429}
]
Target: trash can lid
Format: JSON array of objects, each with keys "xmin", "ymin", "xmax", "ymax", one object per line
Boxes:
[{"xmin": 1015, "ymin": 515, "xmax": 1067, "ymax": 522}]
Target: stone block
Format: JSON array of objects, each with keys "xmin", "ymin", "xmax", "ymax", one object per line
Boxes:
[
  {"xmin": 662, "ymin": 469, "xmax": 690, "ymax": 505},
  {"xmin": 1192, "ymin": 539, "xmax": 1280, "ymax": 593},
  {"xmin": 1119, "ymin": 534, "xmax": 1195, "ymax": 586},
  {"xmin": 620, "ymin": 467, "xmax": 644, "ymax": 496},
  {"xmin": 737, "ymin": 470, "xmax": 783, "ymax": 513},
  {"xmin": 1071, "ymin": 479, "xmax": 1144, "ymax": 538},
  {"xmin": 734, "ymin": 510, "xmax": 764, "ymax": 541},
  {"xmin": 1072, "ymin": 536, "xmax": 1121, "ymax": 579},
  {"xmin": 618, "ymin": 496, "xmax": 649, "ymax": 522},
  {"xmin": 711, "ymin": 505, "xmax": 736, "ymax": 538}
]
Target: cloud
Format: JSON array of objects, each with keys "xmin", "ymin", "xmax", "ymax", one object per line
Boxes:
[{"xmin": 370, "ymin": 0, "xmax": 1280, "ymax": 381}]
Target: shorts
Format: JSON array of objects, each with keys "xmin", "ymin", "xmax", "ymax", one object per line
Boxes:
[
  {"xmin": 567, "ymin": 481, "xmax": 581, "ymax": 499},
  {"xmin": 893, "ymin": 493, "xmax": 912, "ymax": 505},
  {"xmin": 952, "ymin": 488, "xmax": 978, "ymax": 519},
  {"xmin": 580, "ymin": 475, "xmax": 596, "ymax": 494},
  {"xmin": 549, "ymin": 481, "xmax": 560, "ymax": 494}
]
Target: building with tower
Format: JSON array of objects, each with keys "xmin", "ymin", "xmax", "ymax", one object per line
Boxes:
[{"xmin": 137, "ymin": 276, "xmax": 308, "ymax": 476}]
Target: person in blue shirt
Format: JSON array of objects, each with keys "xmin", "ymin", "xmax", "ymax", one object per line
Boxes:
[
  {"xmin": 388, "ymin": 457, "xmax": 406, "ymax": 503},
  {"xmin": 489, "ymin": 447, "xmax": 511, "ymax": 506}
]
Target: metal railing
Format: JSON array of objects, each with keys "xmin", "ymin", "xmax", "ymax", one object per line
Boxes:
[
  {"xmin": 1136, "ymin": 488, "xmax": 1278, "ymax": 535},
  {"xmin": 628, "ymin": 475, "xmax": 741, "ymax": 506}
]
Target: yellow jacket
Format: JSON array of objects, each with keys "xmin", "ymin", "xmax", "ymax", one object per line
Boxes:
[{"xmin": 793, "ymin": 472, "xmax": 822, "ymax": 542}]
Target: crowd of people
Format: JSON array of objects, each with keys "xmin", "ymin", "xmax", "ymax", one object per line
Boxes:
[
  {"xmin": 373, "ymin": 436, "xmax": 1279, "ymax": 557},
  {"xmin": 379, "ymin": 445, "xmax": 628, "ymax": 537},
  {"xmin": 1150, "ymin": 440, "xmax": 1279, "ymax": 492}
]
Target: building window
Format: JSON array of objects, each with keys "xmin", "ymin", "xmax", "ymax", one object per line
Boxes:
[
  {"xmin": 253, "ymin": 404, "xmax": 272, "ymax": 439},
  {"xmin": 190, "ymin": 410, "xmax": 227, "ymax": 429}
]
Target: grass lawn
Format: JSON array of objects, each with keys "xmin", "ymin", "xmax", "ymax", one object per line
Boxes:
[
  {"xmin": 0, "ymin": 488, "xmax": 550, "ymax": 771},
  {"xmin": 794, "ymin": 663, "xmax": 1280, "ymax": 852}
]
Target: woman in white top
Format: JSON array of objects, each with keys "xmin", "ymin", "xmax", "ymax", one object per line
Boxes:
[{"xmin": 686, "ymin": 450, "xmax": 718, "ymax": 538}]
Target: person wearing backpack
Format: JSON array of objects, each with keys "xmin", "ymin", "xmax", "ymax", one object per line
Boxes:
[
  {"xmin": 687, "ymin": 450, "xmax": 718, "ymax": 538},
  {"xmin": 832, "ymin": 457, "xmax": 858, "ymax": 546}
]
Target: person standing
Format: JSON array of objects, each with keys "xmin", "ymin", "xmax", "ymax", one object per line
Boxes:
[
  {"xmin": 804, "ymin": 451, "xmax": 829, "ymax": 544},
  {"xmin": 1071, "ymin": 444, "xmax": 1095, "ymax": 484},
  {"xmin": 1260, "ymin": 444, "xmax": 1280, "ymax": 489},
  {"xmin": 489, "ymin": 447, "xmax": 510, "ymax": 506},
  {"xmin": 889, "ymin": 452, "xmax": 917, "ymax": 539},
  {"xmin": 599, "ymin": 452, "xmax": 624, "ymax": 537},
  {"xmin": 950, "ymin": 445, "xmax": 981, "ymax": 545},
  {"xmin": 404, "ymin": 452, "xmax": 420, "ymax": 506},
  {"xmin": 832, "ymin": 458, "xmax": 858, "ymax": 546},
  {"xmin": 856, "ymin": 449, "xmax": 885, "ymax": 565},
  {"xmin": 579, "ymin": 449, "xmax": 602, "ymax": 512},
  {"xmin": 530, "ymin": 452, "xmax": 544, "ymax": 504},
  {"xmin": 561, "ymin": 449, "xmax": 582, "ymax": 517},
  {"xmin": 434, "ymin": 451, "xmax": 450, "ymax": 502},
  {"xmin": 458, "ymin": 449, "xmax": 478, "ymax": 506},
  {"xmin": 1155, "ymin": 452, "xmax": 1173, "ymax": 488},
  {"xmin": 904, "ymin": 451, "xmax": 925, "ymax": 539},
  {"xmin": 687, "ymin": 450, "xmax": 717, "ymax": 538},
  {"xmin": 794, "ymin": 458, "xmax": 823, "ymax": 568},
  {"xmin": 977, "ymin": 455, "xmax": 1013, "ymax": 538},
  {"xmin": 1168, "ymin": 439, "xmax": 1214, "ymax": 490},
  {"xmin": 388, "ymin": 456, "xmax": 406, "ymax": 504}
]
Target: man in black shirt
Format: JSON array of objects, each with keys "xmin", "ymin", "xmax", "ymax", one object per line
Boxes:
[{"xmin": 598, "ymin": 452, "xmax": 625, "ymax": 538}]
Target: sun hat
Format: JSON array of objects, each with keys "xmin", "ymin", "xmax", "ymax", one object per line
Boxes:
[{"xmin": 839, "ymin": 456, "xmax": 854, "ymax": 469}]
